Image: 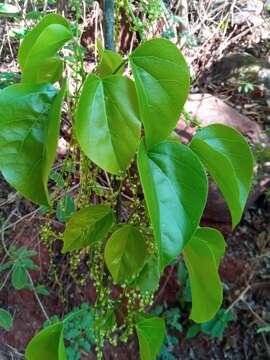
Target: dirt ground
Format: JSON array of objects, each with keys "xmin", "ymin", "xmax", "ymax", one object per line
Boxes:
[{"xmin": 1, "ymin": 1, "xmax": 270, "ymax": 359}]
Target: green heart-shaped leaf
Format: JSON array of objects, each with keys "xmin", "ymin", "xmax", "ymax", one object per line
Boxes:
[
  {"xmin": 76, "ymin": 74, "xmax": 141, "ymax": 174},
  {"xmin": 137, "ymin": 140, "xmax": 208, "ymax": 270},
  {"xmin": 63, "ymin": 205, "xmax": 115, "ymax": 252},
  {"xmin": 130, "ymin": 38, "xmax": 189, "ymax": 149},
  {"xmin": 104, "ymin": 225, "xmax": 148, "ymax": 284},
  {"xmin": 0, "ymin": 81, "xmax": 66, "ymax": 206},
  {"xmin": 18, "ymin": 13, "xmax": 72, "ymax": 83},
  {"xmin": 190, "ymin": 124, "xmax": 253, "ymax": 227},
  {"xmin": 135, "ymin": 313, "xmax": 165, "ymax": 360},
  {"xmin": 25, "ymin": 322, "xmax": 66, "ymax": 360},
  {"xmin": 183, "ymin": 227, "xmax": 225, "ymax": 323},
  {"xmin": 0, "ymin": 308, "xmax": 13, "ymax": 331}
]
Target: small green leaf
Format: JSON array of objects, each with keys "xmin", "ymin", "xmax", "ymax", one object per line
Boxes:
[
  {"xmin": 200, "ymin": 309, "xmax": 233, "ymax": 338},
  {"xmin": 0, "ymin": 261, "xmax": 12, "ymax": 272},
  {"xmin": 130, "ymin": 38, "xmax": 189, "ymax": 148},
  {"xmin": 97, "ymin": 49, "xmax": 124, "ymax": 77},
  {"xmin": 56, "ymin": 195, "xmax": 75, "ymax": 223},
  {"xmin": 183, "ymin": 227, "xmax": 224, "ymax": 323},
  {"xmin": 257, "ymin": 326, "xmax": 270, "ymax": 334},
  {"xmin": 35, "ymin": 284, "xmax": 49, "ymax": 296},
  {"xmin": 190, "ymin": 124, "xmax": 253, "ymax": 227},
  {"xmin": 12, "ymin": 263, "xmax": 29, "ymax": 290},
  {"xmin": 0, "ymin": 308, "xmax": 13, "ymax": 331},
  {"xmin": 76, "ymin": 74, "xmax": 141, "ymax": 174},
  {"xmin": 49, "ymin": 170, "xmax": 65, "ymax": 188},
  {"xmin": 135, "ymin": 313, "xmax": 165, "ymax": 360},
  {"xmin": 104, "ymin": 225, "xmax": 148, "ymax": 284},
  {"xmin": 63, "ymin": 205, "xmax": 115, "ymax": 253},
  {"xmin": 137, "ymin": 140, "xmax": 208, "ymax": 270},
  {"xmin": 40, "ymin": 205, "xmax": 50, "ymax": 215},
  {"xmin": 131, "ymin": 255, "xmax": 160, "ymax": 293},
  {"xmin": 186, "ymin": 324, "xmax": 200, "ymax": 339},
  {"xmin": 25, "ymin": 322, "xmax": 66, "ymax": 360}
]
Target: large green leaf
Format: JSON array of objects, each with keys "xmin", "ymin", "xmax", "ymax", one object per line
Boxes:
[
  {"xmin": 130, "ymin": 38, "xmax": 189, "ymax": 149},
  {"xmin": 137, "ymin": 140, "xmax": 208, "ymax": 270},
  {"xmin": 0, "ymin": 82, "xmax": 66, "ymax": 206},
  {"xmin": 19, "ymin": 13, "xmax": 70, "ymax": 68},
  {"xmin": 135, "ymin": 313, "xmax": 165, "ymax": 360},
  {"xmin": 62, "ymin": 205, "xmax": 115, "ymax": 253},
  {"xmin": 104, "ymin": 225, "xmax": 148, "ymax": 284},
  {"xmin": 97, "ymin": 49, "xmax": 124, "ymax": 77},
  {"xmin": 75, "ymin": 74, "xmax": 141, "ymax": 174},
  {"xmin": 183, "ymin": 227, "xmax": 225, "ymax": 323},
  {"xmin": 22, "ymin": 57, "xmax": 64, "ymax": 84},
  {"xmin": 0, "ymin": 308, "xmax": 13, "ymax": 331},
  {"xmin": 190, "ymin": 124, "xmax": 253, "ymax": 227},
  {"xmin": 18, "ymin": 13, "xmax": 72, "ymax": 83},
  {"xmin": 25, "ymin": 322, "xmax": 66, "ymax": 360}
]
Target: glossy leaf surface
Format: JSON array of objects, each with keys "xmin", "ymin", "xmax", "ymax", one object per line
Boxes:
[
  {"xmin": 76, "ymin": 74, "xmax": 141, "ymax": 174},
  {"xmin": 22, "ymin": 57, "xmax": 63, "ymax": 84},
  {"xmin": 190, "ymin": 124, "xmax": 253, "ymax": 227},
  {"xmin": 130, "ymin": 38, "xmax": 189, "ymax": 148},
  {"xmin": 137, "ymin": 140, "xmax": 208, "ymax": 269},
  {"xmin": 135, "ymin": 313, "xmax": 165, "ymax": 360},
  {"xmin": 0, "ymin": 82, "xmax": 66, "ymax": 206},
  {"xmin": 104, "ymin": 225, "xmax": 148, "ymax": 284},
  {"xmin": 18, "ymin": 13, "xmax": 72, "ymax": 83},
  {"xmin": 25, "ymin": 322, "xmax": 66, "ymax": 360},
  {"xmin": 183, "ymin": 227, "xmax": 225, "ymax": 323},
  {"xmin": 195, "ymin": 227, "xmax": 226, "ymax": 267},
  {"xmin": 0, "ymin": 308, "xmax": 13, "ymax": 331},
  {"xmin": 63, "ymin": 205, "xmax": 115, "ymax": 252},
  {"xmin": 97, "ymin": 49, "xmax": 124, "ymax": 77}
]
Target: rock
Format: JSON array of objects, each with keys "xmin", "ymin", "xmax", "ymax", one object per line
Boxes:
[
  {"xmin": 57, "ymin": 136, "xmax": 68, "ymax": 156},
  {"xmin": 233, "ymin": 0, "xmax": 264, "ymax": 25},
  {"xmin": 211, "ymin": 53, "xmax": 270, "ymax": 88},
  {"xmin": 177, "ymin": 93, "xmax": 266, "ymax": 143}
]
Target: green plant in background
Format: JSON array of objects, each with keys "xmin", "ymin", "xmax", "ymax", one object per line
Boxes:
[
  {"xmin": 0, "ymin": 11, "xmax": 254, "ymax": 360},
  {"xmin": 119, "ymin": 0, "xmax": 166, "ymax": 40},
  {"xmin": 0, "ymin": 245, "xmax": 48, "ymax": 293},
  {"xmin": 258, "ymin": 326, "xmax": 270, "ymax": 333},
  {"xmin": 186, "ymin": 308, "xmax": 235, "ymax": 339},
  {"xmin": 42, "ymin": 304, "xmax": 95, "ymax": 360},
  {"xmin": 238, "ymin": 82, "xmax": 255, "ymax": 94}
]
